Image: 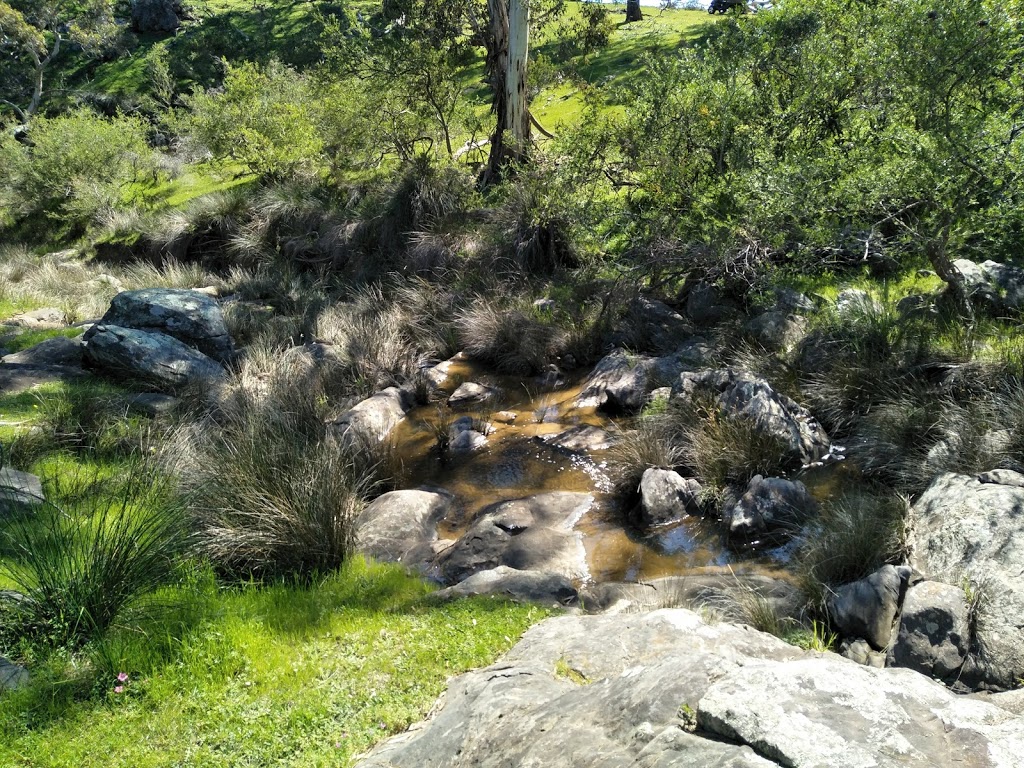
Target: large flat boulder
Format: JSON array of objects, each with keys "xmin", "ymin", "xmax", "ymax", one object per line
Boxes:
[
  {"xmin": 91, "ymin": 288, "xmax": 233, "ymax": 362},
  {"xmin": 357, "ymin": 609, "xmax": 1024, "ymax": 768},
  {"xmin": 909, "ymin": 472, "xmax": 1024, "ymax": 690},
  {"xmin": 699, "ymin": 656, "xmax": 1022, "ymax": 767},
  {"xmin": 83, "ymin": 325, "xmax": 225, "ymax": 392},
  {"xmin": 435, "ymin": 492, "xmax": 593, "ymax": 584}
]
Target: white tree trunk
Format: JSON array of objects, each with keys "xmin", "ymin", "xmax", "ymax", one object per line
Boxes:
[{"xmin": 506, "ymin": 0, "xmax": 530, "ymax": 154}]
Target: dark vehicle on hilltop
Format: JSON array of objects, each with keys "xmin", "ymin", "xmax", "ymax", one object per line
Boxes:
[{"xmin": 708, "ymin": 0, "xmax": 745, "ymax": 12}]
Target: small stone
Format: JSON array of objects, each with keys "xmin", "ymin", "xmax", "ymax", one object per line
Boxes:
[
  {"xmin": 127, "ymin": 393, "xmax": 179, "ymax": 418},
  {"xmin": 0, "ymin": 468, "xmax": 44, "ymax": 512},
  {"xmin": 0, "ymin": 656, "xmax": 29, "ymax": 690},
  {"xmin": 450, "ymin": 429, "xmax": 488, "ymax": 453},
  {"xmin": 448, "ymin": 382, "xmax": 496, "ymax": 407}
]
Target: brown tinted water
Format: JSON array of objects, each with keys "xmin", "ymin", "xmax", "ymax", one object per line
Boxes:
[{"xmin": 391, "ymin": 357, "xmax": 825, "ymax": 584}]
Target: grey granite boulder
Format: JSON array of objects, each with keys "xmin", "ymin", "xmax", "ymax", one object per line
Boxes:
[
  {"xmin": 1, "ymin": 335, "xmax": 83, "ymax": 367},
  {"xmin": 436, "ymin": 492, "xmax": 593, "ymax": 584},
  {"xmin": 744, "ymin": 311, "xmax": 807, "ymax": 352},
  {"xmin": 91, "ymin": 288, "xmax": 233, "ymax": 362},
  {"xmin": 638, "ymin": 468, "xmax": 705, "ymax": 527},
  {"xmin": 430, "ymin": 566, "xmax": 578, "ymax": 606},
  {"xmin": 674, "ymin": 368, "xmax": 830, "ymax": 464},
  {"xmin": 698, "ymin": 655, "xmax": 1023, "ymax": 768},
  {"xmin": 575, "ymin": 348, "xmax": 695, "ymax": 413},
  {"xmin": 357, "ymin": 609, "xmax": 1024, "ymax": 768},
  {"xmin": 686, "ymin": 282, "xmax": 739, "ymax": 325},
  {"xmin": 447, "ymin": 381, "xmax": 496, "ymax": 407},
  {"xmin": 83, "ymin": 325, "xmax": 224, "ymax": 391},
  {"xmin": 891, "ymin": 580, "xmax": 971, "ymax": 682},
  {"xmin": 726, "ymin": 475, "xmax": 818, "ymax": 542},
  {"xmin": 0, "ymin": 468, "xmax": 43, "ymax": 514},
  {"xmin": 131, "ymin": 0, "xmax": 181, "ymax": 33},
  {"xmin": 356, "ymin": 490, "xmax": 454, "ymax": 569},
  {"xmin": 0, "ymin": 656, "xmax": 28, "ymax": 691},
  {"xmin": 952, "ymin": 258, "xmax": 1024, "ymax": 313},
  {"xmin": 331, "ymin": 387, "xmax": 412, "ymax": 446},
  {"xmin": 615, "ymin": 295, "xmax": 693, "ymax": 352},
  {"xmin": 909, "ymin": 472, "xmax": 1024, "ymax": 690},
  {"xmin": 827, "ymin": 564, "xmax": 914, "ymax": 651}
]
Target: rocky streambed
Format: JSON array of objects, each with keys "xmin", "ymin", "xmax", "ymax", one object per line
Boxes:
[{"xmin": 13, "ymin": 281, "xmax": 1023, "ymax": 750}]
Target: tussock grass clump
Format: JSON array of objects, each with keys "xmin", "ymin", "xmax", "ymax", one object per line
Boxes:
[
  {"xmin": 118, "ymin": 257, "xmax": 221, "ymax": 292},
  {"xmin": 678, "ymin": 406, "xmax": 793, "ymax": 495},
  {"xmin": 0, "ymin": 250, "xmax": 119, "ymax": 322},
  {"xmin": 176, "ymin": 425, "xmax": 374, "ymax": 580},
  {"xmin": 798, "ymin": 489, "xmax": 909, "ymax": 609},
  {"xmin": 314, "ymin": 285, "xmax": 423, "ymax": 396},
  {"xmin": 605, "ymin": 414, "xmax": 688, "ymax": 499},
  {"xmin": 606, "ymin": 396, "xmax": 793, "ymax": 505},
  {"xmin": 849, "ymin": 379, "xmax": 1024, "ymax": 493},
  {"xmin": 168, "ymin": 348, "xmax": 391, "ymax": 580},
  {"xmin": 456, "ymin": 298, "xmax": 565, "ymax": 375},
  {"xmin": 0, "ymin": 466, "xmax": 189, "ymax": 649},
  {"xmin": 802, "ymin": 300, "xmax": 935, "ymax": 435},
  {"xmin": 142, "ymin": 188, "xmax": 254, "ymax": 269},
  {"xmin": 695, "ymin": 581, "xmax": 789, "ymax": 638}
]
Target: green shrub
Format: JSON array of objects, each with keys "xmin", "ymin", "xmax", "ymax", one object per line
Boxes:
[
  {"xmin": 0, "ymin": 110, "xmax": 154, "ymax": 230},
  {"xmin": 179, "ymin": 61, "xmax": 324, "ymax": 180},
  {"xmin": 0, "ymin": 466, "xmax": 188, "ymax": 650}
]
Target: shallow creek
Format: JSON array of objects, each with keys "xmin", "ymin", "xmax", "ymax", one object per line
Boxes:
[{"xmin": 390, "ymin": 358, "xmax": 849, "ymax": 585}]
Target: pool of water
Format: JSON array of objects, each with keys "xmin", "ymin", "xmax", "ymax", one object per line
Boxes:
[{"xmin": 390, "ymin": 357, "xmax": 836, "ymax": 584}]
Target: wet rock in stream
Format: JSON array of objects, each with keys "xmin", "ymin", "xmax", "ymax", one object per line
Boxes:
[{"xmin": 436, "ymin": 492, "xmax": 594, "ymax": 584}]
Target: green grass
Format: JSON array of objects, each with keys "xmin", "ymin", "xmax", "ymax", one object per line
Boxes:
[
  {"xmin": 0, "ymin": 559, "xmax": 549, "ymax": 768},
  {"xmin": 0, "ymin": 328, "xmax": 84, "ymax": 356},
  {"xmin": 530, "ymin": 5, "xmax": 717, "ymax": 128},
  {"xmin": 132, "ymin": 160, "xmax": 253, "ymax": 211},
  {"xmin": 0, "ymin": 297, "xmax": 47, "ymax": 323},
  {"xmin": 773, "ymin": 261, "xmax": 945, "ymax": 305}
]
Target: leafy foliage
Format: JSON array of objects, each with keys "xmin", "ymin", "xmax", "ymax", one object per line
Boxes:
[{"xmin": 0, "ymin": 109, "xmax": 154, "ymax": 230}]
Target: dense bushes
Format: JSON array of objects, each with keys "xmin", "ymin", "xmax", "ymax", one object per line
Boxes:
[
  {"xmin": 590, "ymin": 0, "xmax": 1024, "ymax": 283},
  {"xmin": 0, "ymin": 110, "xmax": 154, "ymax": 231},
  {"xmin": 179, "ymin": 61, "xmax": 325, "ymax": 179}
]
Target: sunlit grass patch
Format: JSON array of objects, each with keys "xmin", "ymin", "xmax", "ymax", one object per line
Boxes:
[{"xmin": 0, "ymin": 558, "xmax": 550, "ymax": 768}]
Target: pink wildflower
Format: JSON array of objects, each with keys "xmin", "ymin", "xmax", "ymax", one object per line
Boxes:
[
  {"xmin": 114, "ymin": 686, "xmax": 125, "ymax": 694},
  {"xmin": 117, "ymin": 672, "xmax": 129, "ymax": 683}
]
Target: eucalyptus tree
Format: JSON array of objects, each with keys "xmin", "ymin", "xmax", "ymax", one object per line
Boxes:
[{"xmin": 0, "ymin": 0, "xmax": 116, "ymax": 122}]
